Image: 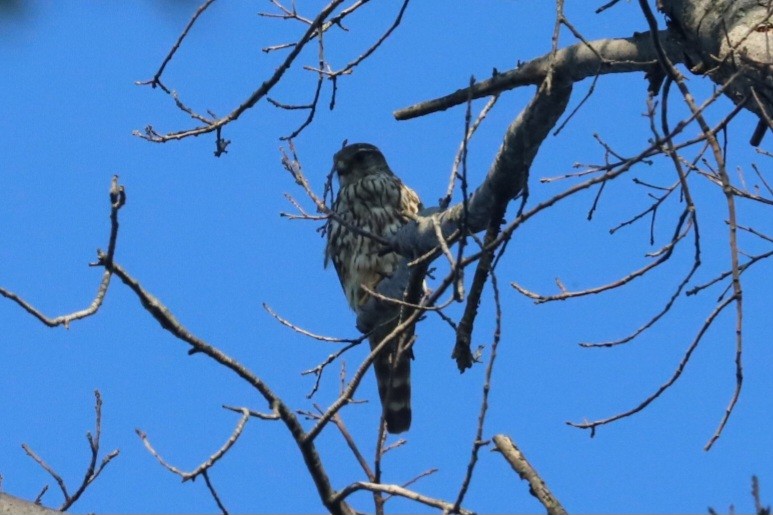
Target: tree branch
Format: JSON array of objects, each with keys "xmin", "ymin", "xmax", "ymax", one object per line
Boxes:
[
  {"xmin": 19, "ymin": 391, "xmax": 119, "ymax": 512},
  {"xmin": 492, "ymin": 434, "xmax": 567, "ymax": 515},
  {"xmin": 0, "ymin": 176, "xmax": 124, "ymax": 328},
  {"xmin": 394, "ymin": 30, "xmax": 683, "ymax": 120},
  {"xmin": 96, "ymin": 255, "xmax": 353, "ymax": 515},
  {"xmin": 661, "ymin": 0, "xmax": 773, "ymax": 124},
  {"xmin": 0, "ymin": 493, "xmax": 61, "ymax": 515},
  {"xmin": 134, "ymin": 0, "xmax": 347, "ymax": 145},
  {"xmin": 357, "ymin": 77, "xmax": 573, "ymax": 339}
]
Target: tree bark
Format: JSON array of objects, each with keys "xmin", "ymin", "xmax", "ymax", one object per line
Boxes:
[
  {"xmin": 662, "ymin": 0, "xmax": 773, "ymax": 121},
  {"xmin": 0, "ymin": 493, "xmax": 61, "ymax": 515}
]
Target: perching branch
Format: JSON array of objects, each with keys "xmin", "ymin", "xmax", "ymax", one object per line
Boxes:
[{"xmin": 357, "ymin": 77, "xmax": 573, "ymax": 342}]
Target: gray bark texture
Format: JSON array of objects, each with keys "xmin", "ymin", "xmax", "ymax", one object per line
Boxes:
[
  {"xmin": 0, "ymin": 493, "xmax": 60, "ymax": 515},
  {"xmin": 662, "ymin": 0, "xmax": 773, "ymax": 120},
  {"xmin": 393, "ymin": 30, "xmax": 687, "ymax": 120}
]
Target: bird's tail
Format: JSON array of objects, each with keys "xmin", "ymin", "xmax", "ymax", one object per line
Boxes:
[{"xmin": 369, "ymin": 319, "xmax": 412, "ymax": 434}]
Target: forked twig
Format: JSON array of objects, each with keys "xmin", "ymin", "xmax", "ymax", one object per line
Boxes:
[
  {"xmin": 21, "ymin": 391, "xmax": 120, "ymax": 511},
  {"xmin": 136, "ymin": 407, "xmax": 251, "ymax": 481},
  {"xmin": 135, "ymin": 0, "xmax": 348, "ymax": 145}
]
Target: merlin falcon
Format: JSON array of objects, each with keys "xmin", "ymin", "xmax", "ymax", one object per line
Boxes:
[{"xmin": 325, "ymin": 143, "xmax": 422, "ymax": 433}]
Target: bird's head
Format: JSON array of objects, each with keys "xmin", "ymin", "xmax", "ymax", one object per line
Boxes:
[{"xmin": 333, "ymin": 143, "xmax": 389, "ymax": 186}]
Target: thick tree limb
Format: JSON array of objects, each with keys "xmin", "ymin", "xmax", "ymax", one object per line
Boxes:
[
  {"xmin": 662, "ymin": 0, "xmax": 773, "ymax": 126},
  {"xmin": 358, "ymin": 78, "xmax": 573, "ymax": 334},
  {"xmin": 0, "ymin": 493, "xmax": 61, "ymax": 515},
  {"xmin": 394, "ymin": 30, "xmax": 683, "ymax": 120}
]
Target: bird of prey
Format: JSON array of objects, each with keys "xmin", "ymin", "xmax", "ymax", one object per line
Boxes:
[{"xmin": 325, "ymin": 143, "xmax": 422, "ymax": 433}]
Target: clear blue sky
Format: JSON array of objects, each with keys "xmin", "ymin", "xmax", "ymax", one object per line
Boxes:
[{"xmin": 1, "ymin": 2, "xmax": 770, "ymax": 513}]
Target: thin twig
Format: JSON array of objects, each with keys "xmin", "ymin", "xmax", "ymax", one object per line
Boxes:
[
  {"xmin": 315, "ymin": 0, "xmax": 410, "ymax": 78},
  {"xmin": 97, "ymin": 256, "xmax": 353, "ymax": 515},
  {"xmin": 442, "ymin": 94, "xmax": 500, "ymax": 209},
  {"xmin": 135, "ymin": 0, "xmax": 348, "ymax": 144},
  {"xmin": 330, "ymin": 412, "xmax": 375, "ymax": 481},
  {"xmin": 202, "ymin": 470, "xmax": 229, "ymax": 515},
  {"xmin": 638, "ymin": 0, "xmax": 745, "ymax": 450},
  {"xmin": 138, "ymin": 0, "xmax": 219, "ymax": 87},
  {"xmin": 302, "ymin": 340, "xmax": 363, "ymax": 398},
  {"xmin": 0, "ymin": 176, "xmax": 124, "ymax": 328},
  {"xmin": 222, "ymin": 404, "xmax": 280, "ymax": 421},
  {"xmin": 453, "ymin": 269, "xmax": 502, "ymax": 510},
  {"xmin": 331, "ymin": 481, "xmax": 474, "ymax": 515},
  {"xmin": 136, "ymin": 407, "xmax": 251, "ymax": 481},
  {"xmin": 263, "ymin": 303, "xmax": 365, "ymax": 343},
  {"xmin": 21, "ymin": 391, "xmax": 120, "ymax": 511},
  {"xmin": 567, "ymin": 295, "xmax": 736, "ymax": 436},
  {"xmin": 512, "ymin": 208, "xmax": 693, "ymax": 303}
]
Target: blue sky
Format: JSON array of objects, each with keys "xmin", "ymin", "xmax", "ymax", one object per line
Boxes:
[{"xmin": 1, "ymin": 1, "xmax": 770, "ymax": 513}]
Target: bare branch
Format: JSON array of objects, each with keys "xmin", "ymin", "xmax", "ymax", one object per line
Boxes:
[
  {"xmin": 639, "ymin": 0, "xmax": 745, "ymax": 450},
  {"xmin": 321, "ymin": 0, "xmax": 410, "ymax": 78},
  {"xmin": 0, "ymin": 176, "xmax": 124, "ymax": 328},
  {"xmin": 302, "ymin": 340, "xmax": 363, "ymax": 399},
  {"xmin": 222, "ymin": 404, "xmax": 280, "ymax": 421},
  {"xmin": 567, "ymin": 295, "xmax": 737, "ymax": 437},
  {"xmin": 332, "ymin": 481, "xmax": 474, "ymax": 515},
  {"xmin": 512, "ymin": 208, "xmax": 694, "ymax": 303},
  {"xmin": 136, "ymin": 407, "xmax": 250, "ymax": 481},
  {"xmin": 443, "ymin": 94, "xmax": 500, "ymax": 209},
  {"xmin": 96, "ymin": 256, "xmax": 353, "ymax": 515},
  {"xmin": 395, "ymin": 30, "xmax": 683, "ymax": 120},
  {"xmin": 329, "ymin": 412, "xmax": 375, "ymax": 482},
  {"xmin": 263, "ymin": 302, "xmax": 366, "ymax": 344},
  {"xmin": 20, "ymin": 445, "xmax": 68, "ymax": 503},
  {"xmin": 202, "ymin": 470, "xmax": 229, "ymax": 515},
  {"xmin": 453, "ymin": 270, "xmax": 502, "ymax": 510},
  {"xmin": 751, "ymin": 475, "xmax": 769, "ymax": 515},
  {"xmin": 137, "ymin": 0, "xmax": 218, "ymax": 88},
  {"xmin": 135, "ymin": 0, "xmax": 348, "ymax": 144},
  {"xmin": 21, "ymin": 391, "xmax": 119, "ymax": 511},
  {"xmin": 492, "ymin": 434, "xmax": 567, "ymax": 515}
]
